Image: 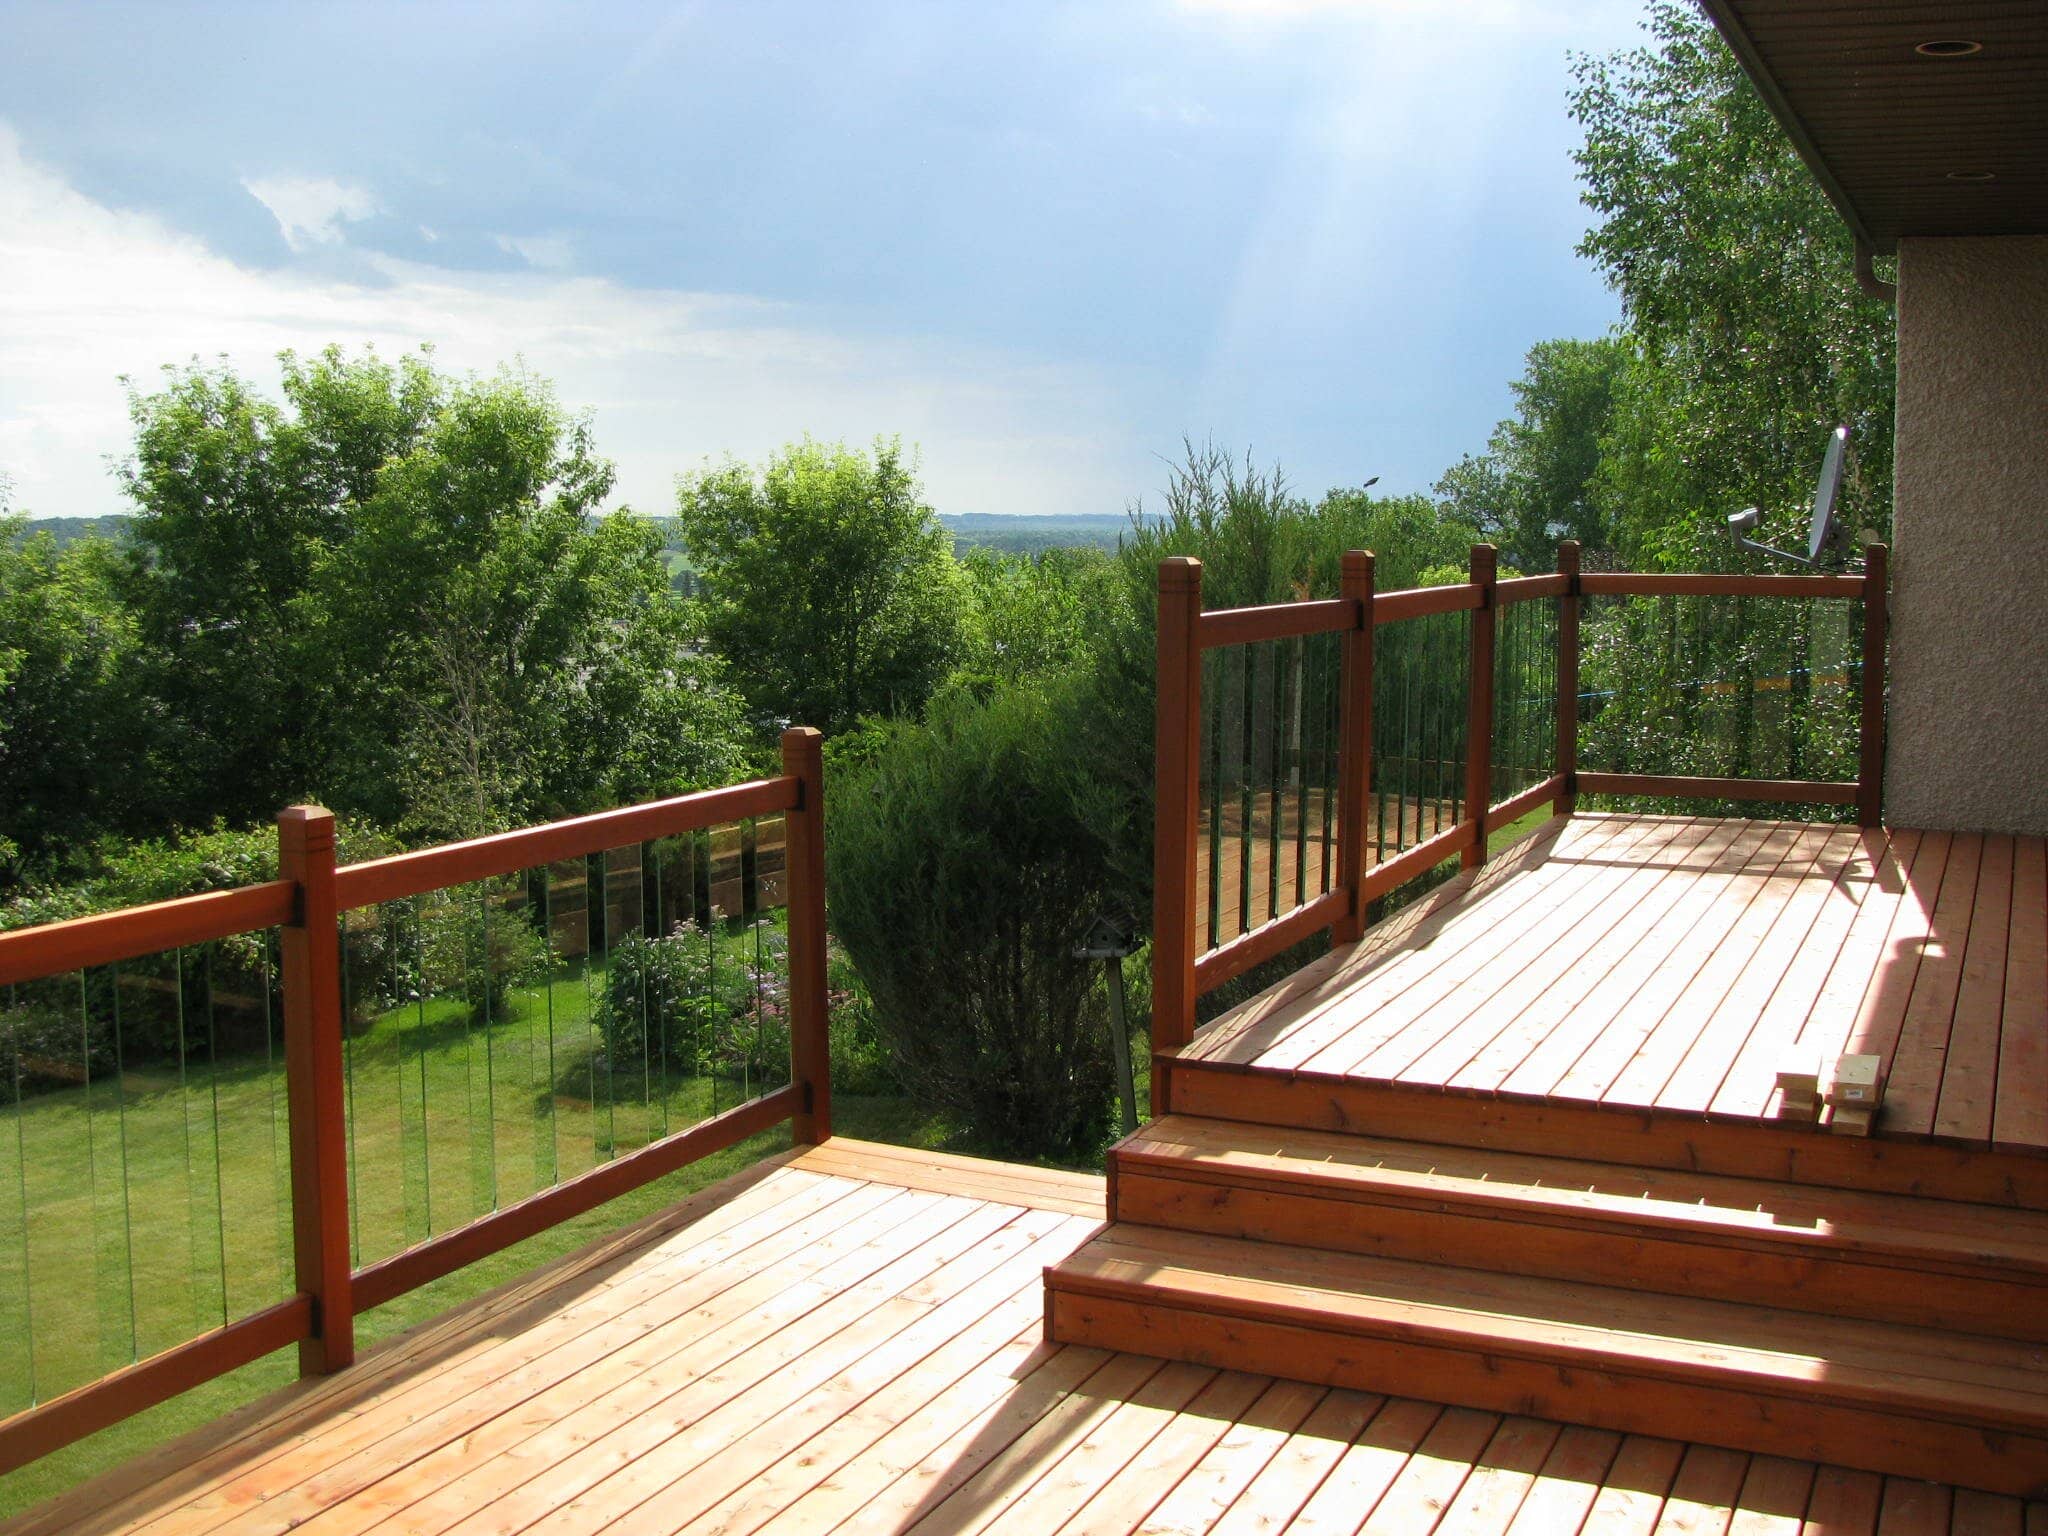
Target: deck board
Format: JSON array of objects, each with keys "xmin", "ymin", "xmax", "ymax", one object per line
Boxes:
[
  {"xmin": 1183, "ymin": 815, "xmax": 2048, "ymax": 1159},
  {"xmin": 11, "ymin": 1140, "xmax": 2044, "ymax": 1536}
]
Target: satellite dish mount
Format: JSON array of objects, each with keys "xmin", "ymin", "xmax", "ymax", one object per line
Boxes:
[{"xmin": 1726, "ymin": 425, "xmax": 1857, "ymax": 569}]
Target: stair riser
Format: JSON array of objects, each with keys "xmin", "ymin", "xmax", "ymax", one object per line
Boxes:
[
  {"xmin": 1113, "ymin": 1169, "xmax": 2048, "ymax": 1343},
  {"xmin": 1045, "ymin": 1288, "xmax": 2048, "ymax": 1500},
  {"xmin": 1166, "ymin": 1061, "xmax": 2048, "ymax": 1211}
]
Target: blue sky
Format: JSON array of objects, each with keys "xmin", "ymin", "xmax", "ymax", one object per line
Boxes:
[{"xmin": 0, "ymin": 0, "xmax": 1647, "ymax": 521}]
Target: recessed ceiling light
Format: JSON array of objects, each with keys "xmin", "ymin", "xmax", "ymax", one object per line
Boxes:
[
  {"xmin": 1916, "ymin": 39, "xmax": 1983, "ymax": 57},
  {"xmin": 1946, "ymin": 170, "xmax": 1997, "ymax": 182}
]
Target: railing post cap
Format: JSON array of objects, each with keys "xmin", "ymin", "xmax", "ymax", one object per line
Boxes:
[
  {"xmin": 278, "ymin": 805, "xmax": 336, "ymax": 847},
  {"xmin": 1158, "ymin": 556, "xmax": 1203, "ymax": 589},
  {"xmin": 1341, "ymin": 548, "xmax": 1375, "ymax": 572},
  {"xmin": 780, "ymin": 724, "xmax": 823, "ymax": 754}
]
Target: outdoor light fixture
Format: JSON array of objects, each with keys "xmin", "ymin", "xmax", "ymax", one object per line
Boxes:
[{"xmin": 1915, "ymin": 39, "xmax": 1983, "ymax": 57}]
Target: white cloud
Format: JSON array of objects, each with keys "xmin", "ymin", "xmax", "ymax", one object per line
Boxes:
[
  {"xmin": 241, "ymin": 173, "xmax": 378, "ymax": 250},
  {"xmin": 493, "ymin": 232, "xmax": 576, "ymax": 270},
  {"xmin": 0, "ymin": 125, "xmax": 1138, "ymax": 522}
]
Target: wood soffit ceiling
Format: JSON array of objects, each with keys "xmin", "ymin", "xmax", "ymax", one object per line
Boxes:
[{"xmin": 1701, "ymin": 1, "xmax": 2048, "ymax": 253}]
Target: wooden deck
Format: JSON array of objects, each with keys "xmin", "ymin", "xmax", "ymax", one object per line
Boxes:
[
  {"xmin": 1179, "ymin": 813, "xmax": 2048, "ymax": 1174},
  {"xmin": 13, "ymin": 1140, "xmax": 2043, "ymax": 1536}
]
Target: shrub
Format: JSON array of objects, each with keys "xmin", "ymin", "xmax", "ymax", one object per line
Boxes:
[
  {"xmin": 827, "ymin": 688, "xmax": 1117, "ymax": 1161},
  {"xmin": 592, "ymin": 918, "xmax": 789, "ymax": 1086}
]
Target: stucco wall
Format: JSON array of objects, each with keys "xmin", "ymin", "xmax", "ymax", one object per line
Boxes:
[{"xmin": 1887, "ymin": 236, "xmax": 2048, "ymax": 835}]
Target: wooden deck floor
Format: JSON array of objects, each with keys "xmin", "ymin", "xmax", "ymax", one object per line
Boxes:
[
  {"xmin": 13, "ymin": 1141, "xmax": 2042, "ymax": 1536},
  {"xmin": 1185, "ymin": 813, "xmax": 2048, "ymax": 1156}
]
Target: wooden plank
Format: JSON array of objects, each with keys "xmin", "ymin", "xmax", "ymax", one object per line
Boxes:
[
  {"xmin": 1427, "ymin": 1414, "xmax": 1561, "ymax": 1536},
  {"xmin": 1994, "ymin": 836, "xmax": 2048, "ymax": 1152},
  {"xmin": 840, "ymin": 1352, "xmax": 1166, "ymax": 1536},
  {"xmin": 1043, "ymin": 1368, "xmax": 1269, "ymax": 1536},
  {"xmin": 1577, "ymin": 1437, "xmax": 1685, "ymax": 1536},
  {"xmin": 141, "ymin": 1184, "xmax": 956, "ymax": 1536},
  {"xmin": 781, "ymin": 726, "xmax": 830, "ymax": 1144},
  {"xmin": 1583, "ymin": 823, "xmax": 1827, "ymax": 1109},
  {"xmin": 1297, "ymin": 817, "xmax": 1695, "ymax": 1079},
  {"xmin": 1798, "ymin": 1465, "xmax": 1882, "ymax": 1536},
  {"xmin": 1799, "ymin": 828, "xmax": 1929, "ymax": 1068},
  {"xmin": 425, "ymin": 1202, "xmax": 1063, "ymax": 1536},
  {"xmin": 1875, "ymin": 1479, "xmax": 1951, "ymax": 1535},
  {"xmin": 789, "ymin": 1140, "xmax": 1104, "ymax": 1219},
  {"xmin": 1932, "ymin": 833, "xmax": 2016, "ymax": 1146},
  {"xmin": 1494, "ymin": 818, "xmax": 1768, "ymax": 1099},
  {"xmin": 1192, "ymin": 888, "xmax": 1347, "ymax": 995},
  {"xmin": 1332, "ymin": 551, "xmax": 1375, "ymax": 946},
  {"xmin": 1282, "ymin": 1396, "xmax": 1436, "ymax": 1536},
  {"xmin": 1856, "ymin": 544, "xmax": 1887, "ymax": 828},
  {"xmin": 1354, "ymin": 1406, "xmax": 1501, "ymax": 1535},
  {"xmin": 1502, "ymin": 1425, "xmax": 1623, "ymax": 1535},
  {"xmin": 1124, "ymin": 1378, "xmax": 1324, "ymax": 1536},
  {"xmin": 1204, "ymin": 1388, "xmax": 1383, "ymax": 1536},
  {"xmin": 1710, "ymin": 826, "xmax": 1895, "ymax": 1119},
  {"xmin": 0, "ymin": 879, "xmax": 296, "ymax": 987},
  {"xmin": 1726, "ymin": 1455, "xmax": 1816, "ymax": 1535},
  {"xmin": 1652, "ymin": 1444, "xmax": 1750, "ymax": 1534},
  {"xmin": 332, "ymin": 776, "xmax": 799, "ymax": 909},
  {"xmin": 1151, "ymin": 556, "xmax": 1205, "ymax": 1073},
  {"xmin": 1556, "ymin": 541, "xmax": 1581, "ymax": 819},
  {"xmin": 1376, "ymin": 583, "xmax": 1482, "ymax": 623},
  {"xmin": 1390, "ymin": 818, "xmax": 1730, "ymax": 1089},
  {"xmin": 1949, "ymin": 1490, "xmax": 2026, "ymax": 1536},
  {"xmin": 1497, "ymin": 573, "xmax": 1570, "ymax": 603},
  {"xmin": 1659, "ymin": 826, "xmax": 1868, "ymax": 1116},
  {"xmin": 1463, "ymin": 543, "xmax": 1498, "ymax": 872},
  {"xmin": 1883, "ymin": 833, "xmax": 1984, "ymax": 1137},
  {"xmin": 1197, "ymin": 598, "xmax": 1356, "ymax": 649},
  {"xmin": 1844, "ymin": 831, "xmax": 1953, "ymax": 1065},
  {"xmin": 1484, "ymin": 773, "xmax": 1566, "ymax": 834}
]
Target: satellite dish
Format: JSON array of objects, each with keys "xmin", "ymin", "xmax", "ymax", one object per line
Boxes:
[
  {"xmin": 1726, "ymin": 424, "xmax": 1857, "ymax": 568},
  {"xmin": 1806, "ymin": 425, "xmax": 1850, "ymax": 563}
]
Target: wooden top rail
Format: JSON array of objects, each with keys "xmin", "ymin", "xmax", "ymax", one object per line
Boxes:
[
  {"xmin": 1496, "ymin": 574, "xmax": 1570, "ymax": 604},
  {"xmin": 1197, "ymin": 598, "xmax": 1356, "ymax": 650},
  {"xmin": 1578, "ymin": 572, "xmax": 1864, "ymax": 599},
  {"xmin": 0, "ymin": 880, "xmax": 297, "ymax": 988},
  {"xmin": 1375, "ymin": 583, "xmax": 1483, "ymax": 623},
  {"xmin": 334, "ymin": 775, "xmax": 801, "ymax": 910}
]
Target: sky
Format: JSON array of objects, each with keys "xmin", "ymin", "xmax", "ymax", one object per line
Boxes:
[{"xmin": 0, "ymin": 0, "xmax": 1649, "ymax": 523}]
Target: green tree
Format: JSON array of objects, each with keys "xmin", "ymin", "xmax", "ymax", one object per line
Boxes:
[
  {"xmin": 0, "ymin": 514, "xmax": 146, "ymax": 883},
  {"xmin": 117, "ymin": 348, "xmax": 746, "ymax": 840},
  {"xmin": 676, "ymin": 439, "xmax": 971, "ymax": 737},
  {"xmin": 827, "ymin": 687, "xmax": 1116, "ymax": 1161},
  {"xmin": 1569, "ymin": 3, "xmax": 1895, "ymax": 569},
  {"xmin": 1435, "ymin": 335, "xmax": 1630, "ymax": 571},
  {"xmin": 952, "ymin": 545, "xmax": 1115, "ymax": 695}
]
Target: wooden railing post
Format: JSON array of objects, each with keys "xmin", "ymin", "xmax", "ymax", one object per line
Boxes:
[
  {"xmin": 1151, "ymin": 557, "xmax": 1204, "ymax": 1112},
  {"xmin": 277, "ymin": 805, "xmax": 354, "ymax": 1376},
  {"xmin": 1857, "ymin": 543, "xmax": 1889, "ymax": 828},
  {"xmin": 781, "ymin": 726, "xmax": 832, "ymax": 1144},
  {"xmin": 1556, "ymin": 540, "xmax": 1581, "ymax": 818},
  {"xmin": 1333, "ymin": 551, "xmax": 1375, "ymax": 944},
  {"xmin": 1463, "ymin": 544, "xmax": 1498, "ymax": 869}
]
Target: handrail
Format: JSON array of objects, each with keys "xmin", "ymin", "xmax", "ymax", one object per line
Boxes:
[
  {"xmin": 1149, "ymin": 542, "xmax": 1892, "ymax": 1091},
  {"xmin": 0, "ymin": 728, "xmax": 832, "ymax": 1477}
]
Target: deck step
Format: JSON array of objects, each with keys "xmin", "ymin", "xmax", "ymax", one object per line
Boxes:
[
  {"xmin": 1110, "ymin": 1116, "xmax": 2048, "ymax": 1341},
  {"xmin": 1043, "ymin": 1223, "xmax": 2048, "ymax": 1498}
]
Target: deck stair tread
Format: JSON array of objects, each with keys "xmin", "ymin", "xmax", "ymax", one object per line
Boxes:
[
  {"xmin": 1116, "ymin": 1116, "xmax": 2048, "ymax": 1277},
  {"xmin": 1044, "ymin": 1223, "xmax": 2048, "ymax": 1458}
]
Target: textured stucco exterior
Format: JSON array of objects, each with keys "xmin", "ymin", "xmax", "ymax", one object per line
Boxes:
[{"xmin": 1887, "ymin": 236, "xmax": 2048, "ymax": 835}]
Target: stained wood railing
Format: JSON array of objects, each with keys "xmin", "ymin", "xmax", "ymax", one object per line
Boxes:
[
  {"xmin": 0, "ymin": 728, "xmax": 830, "ymax": 1475},
  {"xmin": 1150, "ymin": 543, "xmax": 1889, "ymax": 1090}
]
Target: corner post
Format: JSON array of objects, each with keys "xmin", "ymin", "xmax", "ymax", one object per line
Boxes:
[
  {"xmin": 781, "ymin": 726, "xmax": 832, "ymax": 1144},
  {"xmin": 1151, "ymin": 557, "xmax": 1203, "ymax": 1113},
  {"xmin": 1857, "ymin": 543, "xmax": 1888, "ymax": 829},
  {"xmin": 1463, "ymin": 544, "xmax": 1498, "ymax": 869},
  {"xmin": 1556, "ymin": 540, "xmax": 1581, "ymax": 818},
  {"xmin": 277, "ymin": 805, "xmax": 354, "ymax": 1376},
  {"xmin": 1333, "ymin": 551, "xmax": 1375, "ymax": 944}
]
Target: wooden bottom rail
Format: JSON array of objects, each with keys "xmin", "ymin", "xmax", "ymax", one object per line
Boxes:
[
  {"xmin": 0, "ymin": 1295, "xmax": 314, "ymax": 1477},
  {"xmin": 1359, "ymin": 821, "xmax": 1478, "ymax": 907},
  {"xmin": 1576, "ymin": 772, "xmax": 1858, "ymax": 806},
  {"xmin": 1193, "ymin": 889, "xmax": 1348, "ymax": 995},
  {"xmin": 351, "ymin": 1084, "xmax": 802, "ymax": 1311},
  {"xmin": 1483, "ymin": 774, "xmax": 1567, "ymax": 834}
]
